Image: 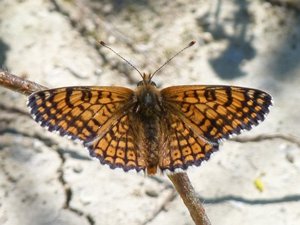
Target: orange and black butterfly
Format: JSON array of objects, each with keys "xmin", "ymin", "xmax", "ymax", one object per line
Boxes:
[{"xmin": 27, "ymin": 41, "xmax": 272, "ymax": 175}]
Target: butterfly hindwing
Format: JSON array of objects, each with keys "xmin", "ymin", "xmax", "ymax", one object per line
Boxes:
[
  {"xmin": 86, "ymin": 114, "xmax": 146, "ymax": 172},
  {"xmin": 161, "ymin": 85, "xmax": 272, "ymax": 144},
  {"xmin": 159, "ymin": 113, "xmax": 218, "ymax": 172}
]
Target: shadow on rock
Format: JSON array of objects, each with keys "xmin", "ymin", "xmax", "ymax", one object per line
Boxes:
[
  {"xmin": 197, "ymin": 0, "xmax": 256, "ymax": 80},
  {"xmin": 0, "ymin": 39, "xmax": 10, "ymax": 68},
  {"xmin": 209, "ymin": 40, "xmax": 255, "ymax": 80}
]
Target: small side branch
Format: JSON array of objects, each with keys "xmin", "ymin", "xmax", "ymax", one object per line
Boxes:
[{"xmin": 0, "ymin": 70, "xmax": 211, "ymax": 225}]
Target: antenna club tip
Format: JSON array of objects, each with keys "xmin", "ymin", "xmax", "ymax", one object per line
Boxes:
[
  {"xmin": 99, "ymin": 41, "xmax": 106, "ymax": 46},
  {"xmin": 189, "ymin": 40, "xmax": 196, "ymax": 46}
]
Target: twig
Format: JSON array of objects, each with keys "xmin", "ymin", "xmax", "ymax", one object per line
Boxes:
[
  {"xmin": 0, "ymin": 70, "xmax": 46, "ymax": 95},
  {"xmin": 168, "ymin": 173, "xmax": 211, "ymax": 225},
  {"xmin": 0, "ymin": 70, "xmax": 211, "ymax": 225}
]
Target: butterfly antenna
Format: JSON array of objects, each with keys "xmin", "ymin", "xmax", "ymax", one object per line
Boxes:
[
  {"xmin": 99, "ymin": 41, "xmax": 144, "ymax": 79},
  {"xmin": 150, "ymin": 40, "xmax": 196, "ymax": 79}
]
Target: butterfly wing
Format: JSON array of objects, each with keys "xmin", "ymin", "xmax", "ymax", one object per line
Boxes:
[
  {"xmin": 86, "ymin": 113, "xmax": 146, "ymax": 172},
  {"xmin": 159, "ymin": 85, "xmax": 272, "ymax": 172},
  {"xmin": 28, "ymin": 86, "xmax": 146, "ymax": 172},
  {"xmin": 161, "ymin": 85, "xmax": 272, "ymax": 144}
]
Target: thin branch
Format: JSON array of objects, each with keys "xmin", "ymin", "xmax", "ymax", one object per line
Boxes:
[
  {"xmin": 168, "ymin": 173, "xmax": 211, "ymax": 225},
  {"xmin": 0, "ymin": 70, "xmax": 211, "ymax": 225},
  {"xmin": 0, "ymin": 70, "xmax": 46, "ymax": 95}
]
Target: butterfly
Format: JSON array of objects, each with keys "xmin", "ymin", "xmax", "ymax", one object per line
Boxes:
[{"xmin": 27, "ymin": 41, "xmax": 272, "ymax": 175}]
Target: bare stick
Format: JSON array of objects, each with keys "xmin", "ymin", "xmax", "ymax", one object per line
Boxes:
[
  {"xmin": 168, "ymin": 173, "xmax": 211, "ymax": 225},
  {"xmin": 0, "ymin": 70, "xmax": 46, "ymax": 95},
  {"xmin": 0, "ymin": 70, "xmax": 211, "ymax": 225}
]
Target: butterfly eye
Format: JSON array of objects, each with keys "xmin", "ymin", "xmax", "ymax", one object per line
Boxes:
[
  {"xmin": 150, "ymin": 81, "xmax": 157, "ymax": 87},
  {"xmin": 137, "ymin": 81, "xmax": 143, "ymax": 86}
]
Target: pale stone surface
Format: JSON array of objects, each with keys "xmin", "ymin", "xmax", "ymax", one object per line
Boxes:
[{"xmin": 0, "ymin": 0, "xmax": 300, "ymax": 225}]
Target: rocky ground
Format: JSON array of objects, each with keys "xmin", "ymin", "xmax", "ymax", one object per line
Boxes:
[{"xmin": 0, "ymin": 0, "xmax": 300, "ymax": 225}]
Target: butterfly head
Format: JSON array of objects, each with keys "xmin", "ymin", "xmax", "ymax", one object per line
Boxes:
[{"xmin": 137, "ymin": 73, "xmax": 157, "ymax": 87}]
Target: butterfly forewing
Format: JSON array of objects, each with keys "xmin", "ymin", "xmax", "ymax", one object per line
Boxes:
[
  {"xmin": 161, "ymin": 85, "xmax": 272, "ymax": 145},
  {"xmin": 28, "ymin": 86, "xmax": 133, "ymax": 142}
]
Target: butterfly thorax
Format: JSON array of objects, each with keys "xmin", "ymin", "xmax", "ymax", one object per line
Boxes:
[{"xmin": 135, "ymin": 84, "xmax": 162, "ymax": 115}]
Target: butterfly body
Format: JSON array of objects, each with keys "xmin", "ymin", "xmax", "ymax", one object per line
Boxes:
[
  {"xmin": 28, "ymin": 72, "xmax": 272, "ymax": 175},
  {"xmin": 132, "ymin": 73, "xmax": 166, "ymax": 174}
]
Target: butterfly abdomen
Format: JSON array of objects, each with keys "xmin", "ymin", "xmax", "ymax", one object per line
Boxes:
[{"xmin": 141, "ymin": 115, "xmax": 161, "ymax": 175}]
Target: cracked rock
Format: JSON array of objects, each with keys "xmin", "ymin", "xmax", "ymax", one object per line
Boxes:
[{"xmin": 1, "ymin": 0, "xmax": 300, "ymax": 225}]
